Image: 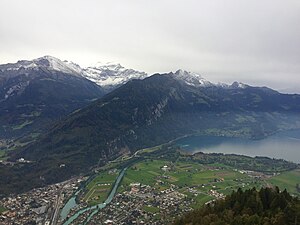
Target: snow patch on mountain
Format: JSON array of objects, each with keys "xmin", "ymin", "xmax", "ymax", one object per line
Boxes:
[
  {"xmin": 0, "ymin": 56, "xmax": 249, "ymax": 92},
  {"xmin": 0, "ymin": 56, "xmax": 83, "ymax": 77},
  {"xmin": 33, "ymin": 56, "xmax": 83, "ymax": 76},
  {"xmin": 0, "ymin": 56, "xmax": 148, "ymax": 90},
  {"xmin": 173, "ymin": 69, "xmax": 247, "ymax": 89},
  {"xmin": 230, "ymin": 81, "xmax": 248, "ymax": 89},
  {"xmin": 173, "ymin": 69, "xmax": 214, "ymax": 87},
  {"xmin": 0, "ymin": 60, "xmax": 38, "ymax": 72},
  {"xmin": 82, "ymin": 62, "xmax": 148, "ymax": 88},
  {"xmin": 4, "ymin": 81, "xmax": 30, "ymax": 100}
]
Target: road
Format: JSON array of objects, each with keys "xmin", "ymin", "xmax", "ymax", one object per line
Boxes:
[{"xmin": 51, "ymin": 190, "xmax": 63, "ymax": 225}]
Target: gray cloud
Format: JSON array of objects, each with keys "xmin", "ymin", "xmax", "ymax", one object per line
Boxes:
[{"xmin": 0, "ymin": 0, "xmax": 300, "ymax": 92}]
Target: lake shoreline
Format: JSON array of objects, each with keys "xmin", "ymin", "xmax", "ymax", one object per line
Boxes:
[{"xmin": 175, "ymin": 128, "xmax": 300, "ymax": 164}]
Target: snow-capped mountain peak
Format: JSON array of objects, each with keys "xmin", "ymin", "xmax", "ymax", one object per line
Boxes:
[
  {"xmin": 0, "ymin": 56, "xmax": 250, "ymax": 93},
  {"xmin": 0, "ymin": 55, "xmax": 83, "ymax": 76},
  {"xmin": 172, "ymin": 69, "xmax": 249, "ymax": 89},
  {"xmin": 82, "ymin": 62, "xmax": 148, "ymax": 89},
  {"xmin": 0, "ymin": 56, "xmax": 148, "ymax": 91},
  {"xmin": 173, "ymin": 69, "xmax": 214, "ymax": 87},
  {"xmin": 230, "ymin": 81, "xmax": 248, "ymax": 89},
  {"xmin": 33, "ymin": 55, "xmax": 83, "ymax": 75},
  {"xmin": 0, "ymin": 59, "xmax": 37, "ymax": 72}
]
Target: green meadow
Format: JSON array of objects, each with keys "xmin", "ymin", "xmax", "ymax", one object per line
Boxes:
[
  {"xmin": 83, "ymin": 150, "xmax": 299, "ymax": 209},
  {"xmin": 118, "ymin": 158, "xmax": 275, "ymax": 208},
  {"xmin": 82, "ymin": 171, "xmax": 118, "ymax": 206},
  {"xmin": 268, "ymin": 169, "xmax": 300, "ymax": 196}
]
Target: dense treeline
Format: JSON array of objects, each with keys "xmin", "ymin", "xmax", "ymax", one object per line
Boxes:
[{"xmin": 174, "ymin": 187, "xmax": 300, "ymax": 225}]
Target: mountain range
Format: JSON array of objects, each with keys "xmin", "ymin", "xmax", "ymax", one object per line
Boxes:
[
  {"xmin": 0, "ymin": 56, "xmax": 249, "ymax": 139},
  {"xmin": 82, "ymin": 61, "xmax": 147, "ymax": 90},
  {"xmin": 0, "ymin": 56, "xmax": 146, "ymax": 138},
  {"xmin": 1, "ymin": 56, "xmax": 300, "ymax": 194}
]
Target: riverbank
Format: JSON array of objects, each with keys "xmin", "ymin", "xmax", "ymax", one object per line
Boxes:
[{"xmin": 60, "ymin": 168, "xmax": 127, "ymax": 225}]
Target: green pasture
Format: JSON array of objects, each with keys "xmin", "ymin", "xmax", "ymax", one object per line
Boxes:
[
  {"xmin": 0, "ymin": 206, "xmax": 7, "ymax": 213},
  {"xmin": 121, "ymin": 159, "xmax": 250, "ymax": 193},
  {"xmin": 268, "ymin": 169, "xmax": 300, "ymax": 196},
  {"xmin": 115, "ymin": 158, "xmax": 300, "ymax": 209},
  {"xmin": 83, "ymin": 171, "xmax": 118, "ymax": 206},
  {"xmin": 143, "ymin": 205, "xmax": 160, "ymax": 214},
  {"xmin": 122, "ymin": 159, "xmax": 169, "ymax": 187},
  {"xmin": 12, "ymin": 120, "xmax": 33, "ymax": 130}
]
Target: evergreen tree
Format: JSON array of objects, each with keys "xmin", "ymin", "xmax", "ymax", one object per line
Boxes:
[{"xmin": 174, "ymin": 187, "xmax": 300, "ymax": 225}]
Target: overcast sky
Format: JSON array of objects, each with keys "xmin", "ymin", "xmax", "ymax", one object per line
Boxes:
[{"xmin": 0, "ymin": 0, "xmax": 300, "ymax": 92}]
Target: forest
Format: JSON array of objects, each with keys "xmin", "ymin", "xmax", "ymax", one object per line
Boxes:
[{"xmin": 174, "ymin": 187, "xmax": 300, "ymax": 225}]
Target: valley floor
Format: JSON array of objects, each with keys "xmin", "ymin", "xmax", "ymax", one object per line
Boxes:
[{"xmin": 0, "ymin": 145, "xmax": 299, "ymax": 225}]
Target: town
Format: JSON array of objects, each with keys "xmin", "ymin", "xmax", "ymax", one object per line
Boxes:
[
  {"xmin": 0, "ymin": 177, "xmax": 85, "ymax": 225},
  {"xmin": 0, "ymin": 148, "xmax": 299, "ymax": 225}
]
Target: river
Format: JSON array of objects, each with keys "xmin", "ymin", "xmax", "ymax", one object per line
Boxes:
[
  {"xmin": 176, "ymin": 129, "xmax": 300, "ymax": 163},
  {"xmin": 60, "ymin": 167, "xmax": 127, "ymax": 225},
  {"xmin": 59, "ymin": 129, "xmax": 300, "ymax": 223}
]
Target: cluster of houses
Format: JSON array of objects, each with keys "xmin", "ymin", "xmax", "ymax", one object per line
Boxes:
[
  {"xmin": 86, "ymin": 183, "xmax": 192, "ymax": 225},
  {"xmin": 0, "ymin": 177, "xmax": 83, "ymax": 225}
]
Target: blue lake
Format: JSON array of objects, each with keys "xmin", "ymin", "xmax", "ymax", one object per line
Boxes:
[{"xmin": 176, "ymin": 129, "xmax": 300, "ymax": 163}]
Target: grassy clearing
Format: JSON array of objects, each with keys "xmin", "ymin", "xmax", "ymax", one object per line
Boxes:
[
  {"xmin": 138, "ymin": 145, "xmax": 163, "ymax": 154},
  {"xmin": 83, "ymin": 171, "xmax": 118, "ymax": 206},
  {"xmin": 268, "ymin": 169, "xmax": 300, "ymax": 196},
  {"xmin": 0, "ymin": 150, "xmax": 6, "ymax": 160},
  {"xmin": 122, "ymin": 159, "xmax": 169, "ymax": 187},
  {"xmin": 143, "ymin": 205, "xmax": 160, "ymax": 213},
  {"xmin": 190, "ymin": 194, "xmax": 214, "ymax": 208},
  {"xmin": 169, "ymin": 160, "xmax": 247, "ymax": 189},
  {"xmin": 0, "ymin": 206, "xmax": 7, "ymax": 213},
  {"xmin": 85, "ymin": 185, "xmax": 112, "ymax": 206},
  {"xmin": 12, "ymin": 120, "xmax": 33, "ymax": 130},
  {"xmin": 21, "ymin": 111, "xmax": 41, "ymax": 118}
]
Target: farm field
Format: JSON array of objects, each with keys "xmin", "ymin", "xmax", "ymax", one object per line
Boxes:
[
  {"xmin": 82, "ymin": 171, "xmax": 118, "ymax": 206},
  {"xmin": 81, "ymin": 149, "xmax": 299, "ymax": 210},
  {"xmin": 58, "ymin": 147, "xmax": 299, "ymax": 225},
  {"xmin": 268, "ymin": 169, "xmax": 300, "ymax": 196},
  {"xmin": 113, "ymin": 156, "xmax": 300, "ymax": 207},
  {"xmin": 118, "ymin": 158, "xmax": 277, "ymax": 208}
]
